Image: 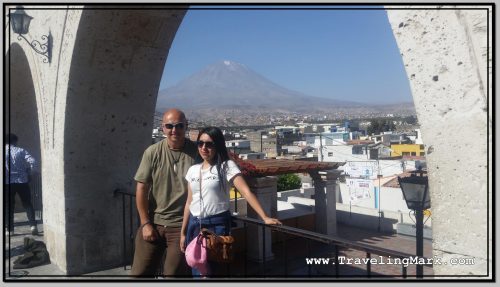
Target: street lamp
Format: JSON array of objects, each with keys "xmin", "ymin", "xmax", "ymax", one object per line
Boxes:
[
  {"xmin": 9, "ymin": 6, "xmax": 52, "ymax": 63},
  {"xmin": 398, "ymin": 171, "xmax": 430, "ymax": 278}
]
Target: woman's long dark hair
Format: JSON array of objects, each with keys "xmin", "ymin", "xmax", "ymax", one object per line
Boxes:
[{"xmin": 197, "ymin": 127, "xmax": 230, "ymax": 192}]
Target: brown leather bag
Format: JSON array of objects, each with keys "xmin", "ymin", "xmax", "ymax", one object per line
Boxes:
[{"xmin": 201, "ymin": 228, "xmax": 235, "ymax": 263}]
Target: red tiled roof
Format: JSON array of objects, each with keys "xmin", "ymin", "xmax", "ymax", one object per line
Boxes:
[
  {"xmin": 383, "ymin": 170, "xmax": 428, "ymax": 188},
  {"xmin": 234, "ymin": 158, "xmax": 344, "ymax": 177}
]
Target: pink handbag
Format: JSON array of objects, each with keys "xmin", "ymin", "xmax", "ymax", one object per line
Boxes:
[{"xmin": 185, "ymin": 233, "xmax": 209, "ymax": 276}]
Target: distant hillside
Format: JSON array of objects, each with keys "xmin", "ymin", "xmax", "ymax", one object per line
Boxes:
[{"xmin": 156, "ymin": 60, "xmax": 369, "ymax": 112}]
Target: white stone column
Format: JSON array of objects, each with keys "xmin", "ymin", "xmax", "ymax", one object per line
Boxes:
[
  {"xmin": 386, "ymin": 7, "xmax": 491, "ymax": 277},
  {"xmin": 7, "ymin": 7, "xmax": 187, "ymax": 274},
  {"xmin": 310, "ymin": 170, "xmax": 341, "ymax": 236},
  {"xmin": 245, "ymin": 176, "xmax": 277, "ymax": 262}
]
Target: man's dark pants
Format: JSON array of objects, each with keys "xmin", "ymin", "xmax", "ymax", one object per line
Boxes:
[
  {"xmin": 6, "ymin": 183, "xmax": 36, "ymax": 231},
  {"xmin": 130, "ymin": 225, "xmax": 190, "ymax": 277}
]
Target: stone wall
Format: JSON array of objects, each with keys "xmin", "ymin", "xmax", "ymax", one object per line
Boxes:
[
  {"xmin": 6, "ymin": 5, "xmax": 187, "ymax": 274},
  {"xmin": 386, "ymin": 6, "xmax": 491, "ymax": 276}
]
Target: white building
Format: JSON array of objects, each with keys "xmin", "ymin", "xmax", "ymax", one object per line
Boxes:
[
  {"xmin": 281, "ymin": 145, "xmax": 303, "ymax": 154},
  {"xmin": 239, "ymin": 153, "xmax": 265, "ymax": 160},
  {"xmin": 300, "ymin": 123, "xmax": 340, "ymax": 133},
  {"xmin": 305, "ymin": 132, "xmax": 350, "ymax": 149},
  {"xmin": 322, "ymin": 144, "xmax": 416, "ymax": 177},
  {"xmin": 275, "ymin": 125, "xmax": 300, "ymax": 135},
  {"xmin": 226, "ymin": 139, "xmax": 250, "ymax": 149},
  {"xmin": 407, "ymin": 129, "xmax": 424, "ymax": 145}
]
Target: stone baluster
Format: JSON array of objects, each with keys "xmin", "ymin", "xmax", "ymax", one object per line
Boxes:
[
  {"xmin": 245, "ymin": 176, "xmax": 277, "ymax": 262},
  {"xmin": 310, "ymin": 170, "xmax": 342, "ymax": 236}
]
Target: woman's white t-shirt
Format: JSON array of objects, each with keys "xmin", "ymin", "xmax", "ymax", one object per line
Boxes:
[{"xmin": 185, "ymin": 160, "xmax": 241, "ymax": 217}]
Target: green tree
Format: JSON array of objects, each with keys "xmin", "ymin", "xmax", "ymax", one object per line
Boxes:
[
  {"xmin": 404, "ymin": 116, "xmax": 418, "ymax": 125},
  {"xmin": 367, "ymin": 119, "xmax": 396, "ymax": 135},
  {"xmin": 277, "ymin": 174, "xmax": 302, "ymax": 192},
  {"xmin": 367, "ymin": 119, "xmax": 381, "ymax": 135}
]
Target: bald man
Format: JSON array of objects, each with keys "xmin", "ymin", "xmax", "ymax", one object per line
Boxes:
[{"xmin": 131, "ymin": 109, "xmax": 198, "ymax": 277}]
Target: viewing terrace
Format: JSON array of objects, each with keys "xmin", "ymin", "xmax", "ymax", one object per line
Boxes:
[{"xmin": 5, "ymin": 157, "xmax": 432, "ymax": 279}]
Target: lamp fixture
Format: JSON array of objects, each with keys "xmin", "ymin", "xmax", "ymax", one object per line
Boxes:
[
  {"xmin": 398, "ymin": 170, "xmax": 430, "ymax": 278},
  {"xmin": 398, "ymin": 171, "xmax": 430, "ymax": 210},
  {"xmin": 9, "ymin": 6, "xmax": 52, "ymax": 63}
]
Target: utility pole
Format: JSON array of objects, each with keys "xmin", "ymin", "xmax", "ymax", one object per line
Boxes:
[
  {"xmin": 377, "ymin": 157, "xmax": 382, "ymax": 232},
  {"xmin": 319, "ymin": 133, "xmax": 324, "ymax": 162},
  {"xmin": 260, "ymin": 132, "xmax": 263, "ymax": 153}
]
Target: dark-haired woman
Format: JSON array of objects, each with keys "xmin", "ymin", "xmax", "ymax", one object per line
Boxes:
[{"xmin": 180, "ymin": 127, "xmax": 281, "ymax": 277}]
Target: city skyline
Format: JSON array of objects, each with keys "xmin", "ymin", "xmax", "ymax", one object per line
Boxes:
[{"xmin": 160, "ymin": 6, "xmax": 413, "ymax": 105}]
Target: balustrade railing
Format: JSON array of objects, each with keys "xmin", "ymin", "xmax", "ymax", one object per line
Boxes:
[
  {"xmin": 114, "ymin": 188, "xmax": 429, "ymax": 278},
  {"xmin": 29, "ymin": 172, "xmax": 43, "ymax": 221}
]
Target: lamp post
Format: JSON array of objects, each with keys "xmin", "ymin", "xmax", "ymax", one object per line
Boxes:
[
  {"xmin": 398, "ymin": 171, "xmax": 430, "ymax": 278},
  {"xmin": 9, "ymin": 6, "xmax": 52, "ymax": 63}
]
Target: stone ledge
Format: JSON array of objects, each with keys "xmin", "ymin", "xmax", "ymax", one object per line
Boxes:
[{"xmin": 397, "ymin": 223, "xmax": 432, "ymax": 240}]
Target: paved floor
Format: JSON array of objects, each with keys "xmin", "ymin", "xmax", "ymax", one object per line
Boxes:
[
  {"xmin": 4, "ymin": 212, "xmax": 433, "ymax": 280},
  {"xmin": 332, "ymin": 223, "xmax": 433, "ymax": 277},
  {"xmin": 229, "ymin": 222, "xmax": 433, "ymax": 278},
  {"xmin": 4, "ymin": 212, "xmax": 131, "ymax": 280}
]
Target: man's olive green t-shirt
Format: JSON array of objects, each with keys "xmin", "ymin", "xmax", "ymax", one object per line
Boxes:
[{"xmin": 134, "ymin": 139, "xmax": 198, "ymax": 227}]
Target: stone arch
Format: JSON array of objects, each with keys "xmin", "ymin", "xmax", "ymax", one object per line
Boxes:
[
  {"xmin": 386, "ymin": 8, "xmax": 491, "ymax": 276},
  {"xmin": 58, "ymin": 7, "xmax": 187, "ymax": 274},
  {"xmin": 4, "ymin": 6, "xmax": 490, "ymax": 277},
  {"xmin": 5, "ymin": 43, "xmax": 43, "ymax": 215},
  {"xmin": 6, "ymin": 43, "xmax": 41, "ymax": 160}
]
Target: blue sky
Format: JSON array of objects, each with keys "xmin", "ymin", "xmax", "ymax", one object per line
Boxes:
[{"xmin": 160, "ymin": 7, "xmax": 413, "ymax": 104}]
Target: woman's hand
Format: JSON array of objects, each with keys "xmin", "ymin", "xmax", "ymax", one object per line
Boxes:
[
  {"xmin": 263, "ymin": 217, "xmax": 282, "ymax": 225},
  {"xmin": 180, "ymin": 234, "xmax": 186, "ymax": 253}
]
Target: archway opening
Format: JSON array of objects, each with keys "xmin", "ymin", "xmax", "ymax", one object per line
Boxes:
[
  {"xmin": 156, "ymin": 7, "xmax": 424, "ymax": 222},
  {"xmin": 6, "ymin": 43, "xmax": 43, "ymax": 225}
]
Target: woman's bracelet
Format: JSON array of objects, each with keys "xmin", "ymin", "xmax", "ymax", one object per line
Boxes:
[{"xmin": 140, "ymin": 220, "xmax": 151, "ymax": 229}]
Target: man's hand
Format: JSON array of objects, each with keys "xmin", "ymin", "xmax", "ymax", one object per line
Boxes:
[{"xmin": 141, "ymin": 223, "xmax": 157, "ymax": 242}]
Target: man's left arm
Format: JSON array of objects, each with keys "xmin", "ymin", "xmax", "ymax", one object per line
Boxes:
[{"xmin": 24, "ymin": 150, "xmax": 38, "ymax": 173}]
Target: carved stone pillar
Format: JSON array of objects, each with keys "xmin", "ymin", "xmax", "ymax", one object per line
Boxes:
[
  {"xmin": 310, "ymin": 170, "xmax": 341, "ymax": 236},
  {"xmin": 245, "ymin": 176, "xmax": 277, "ymax": 262}
]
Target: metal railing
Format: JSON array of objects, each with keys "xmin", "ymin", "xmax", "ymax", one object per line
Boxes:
[
  {"xmin": 8, "ymin": 172, "xmax": 43, "ymax": 222},
  {"xmin": 114, "ymin": 188, "xmax": 139, "ymax": 270},
  {"xmin": 231, "ymin": 216, "xmax": 427, "ymax": 278},
  {"xmin": 29, "ymin": 172, "xmax": 43, "ymax": 221},
  {"xmin": 115, "ymin": 188, "xmax": 428, "ymax": 278}
]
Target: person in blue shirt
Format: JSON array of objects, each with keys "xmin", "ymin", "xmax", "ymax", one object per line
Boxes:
[{"xmin": 5, "ymin": 133, "xmax": 38, "ymax": 235}]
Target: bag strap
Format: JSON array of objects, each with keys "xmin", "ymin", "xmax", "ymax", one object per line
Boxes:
[
  {"xmin": 198, "ymin": 165, "xmax": 203, "ymax": 231},
  {"xmin": 198, "ymin": 163, "xmax": 231, "ymax": 237},
  {"xmin": 201, "ymin": 228, "xmax": 216, "ymax": 236}
]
